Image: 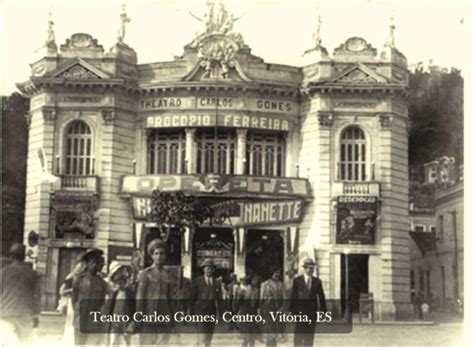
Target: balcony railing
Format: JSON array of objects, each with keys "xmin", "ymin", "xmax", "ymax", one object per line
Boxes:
[
  {"xmin": 53, "ymin": 175, "xmax": 99, "ymax": 193},
  {"xmin": 333, "ymin": 181, "xmax": 380, "ymax": 197}
]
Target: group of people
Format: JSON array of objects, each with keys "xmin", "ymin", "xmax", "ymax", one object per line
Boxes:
[{"xmin": 2, "ymin": 240, "xmax": 327, "ymax": 347}]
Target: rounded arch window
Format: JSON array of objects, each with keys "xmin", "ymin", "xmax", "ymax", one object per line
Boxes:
[
  {"xmin": 338, "ymin": 126, "xmax": 367, "ymax": 181},
  {"xmin": 64, "ymin": 121, "xmax": 94, "ymax": 175}
]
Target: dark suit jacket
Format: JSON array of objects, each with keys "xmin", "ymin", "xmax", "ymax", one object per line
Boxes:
[
  {"xmin": 290, "ymin": 275, "xmax": 327, "ymax": 316},
  {"xmin": 72, "ymin": 272, "xmax": 107, "ymax": 330},
  {"xmin": 191, "ymin": 276, "xmax": 221, "ymax": 316},
  {"xmin": 1, "ymin": 262, "xmax": 40, "ymax": 318}
]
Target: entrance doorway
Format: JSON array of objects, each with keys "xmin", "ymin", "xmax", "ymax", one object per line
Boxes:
[
  {"xmin": 245, "ymin": 229, "xmax": 284, "ymax": 281},
  {"xmin": 340, "ymin": 254, "xmax": 369, "ymax": 313},
  {"xmin": 57, "ymin": 248, "xmax": 86, "ymax": 303},
  {"xmin": 192, "ymin": 228, "xmax": 234, "ymax": 280}
]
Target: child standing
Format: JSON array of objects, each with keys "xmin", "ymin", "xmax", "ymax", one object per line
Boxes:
[{"xmin": 103, "ymin": 262, "xmax": 135, "ymax": 346}]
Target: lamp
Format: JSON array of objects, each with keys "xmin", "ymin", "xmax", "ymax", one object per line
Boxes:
[{"xmin": 343, "ymin": 248, "xmax": 350, "ymax": 320}]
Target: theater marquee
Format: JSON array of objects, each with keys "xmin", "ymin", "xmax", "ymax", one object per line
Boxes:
[
  {"xmin": 130, "ymin": 196, "xmax": 304, "ymax": 227},
  {"xmin": 121, "ymin": 174, "xmax": 311, "ymax": 198}
]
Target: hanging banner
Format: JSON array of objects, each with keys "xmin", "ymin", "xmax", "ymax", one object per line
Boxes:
[
  {"xmin": 130, "ymin": 196, "xmax": 304, "ymax": 227},
  {"xmin": 336, "ymin": 196, "xmax": 377, "ymax": 245}
]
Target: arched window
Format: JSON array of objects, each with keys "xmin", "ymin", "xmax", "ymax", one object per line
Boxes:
[
  {"xmin": 339, "ymin": 126, "xmax": 367, "ymax": 181},
  {"xmin": 148, "ymin": 130, "xmax": 185, "ymax": 174},
  {"xmin": 195, "ymin": 129, "xmax": 235, "ymax": 174},
  {"xmin": 64, "ymin": 121, "xmax": 94, "ymax": 175},
  {"xmin": 246, "ymin": 132, "xmax": 285, "ymax": 177}
]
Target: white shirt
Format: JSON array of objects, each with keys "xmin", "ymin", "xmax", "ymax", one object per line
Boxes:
[{"xmin": 304, "ymin": 274, "xmax": 311, "ymax": 289}]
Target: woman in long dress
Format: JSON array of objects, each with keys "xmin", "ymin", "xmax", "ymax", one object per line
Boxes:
[{"xmin": 59, "ymin": 258, "xmax": 86, "ymax": 345}]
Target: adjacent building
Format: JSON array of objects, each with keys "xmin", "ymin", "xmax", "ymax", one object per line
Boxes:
[
  {"xmin": 409, "ymin": 159, "xmax": 463, "ymax": 310},
  {"xmin": 17, "ymin": 3, "xmax": 411, "ymax": 319}
]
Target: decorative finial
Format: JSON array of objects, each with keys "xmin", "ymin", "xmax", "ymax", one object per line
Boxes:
[
  {"xmin": 46, "ymin": 12, "xmax": 55, "ymax": 46},
  {"xmin": 385, "ymin": 16, "xmax": 396, "ymax": 48},
  {"xmin": 313, "ymin": 15, "xmax": 322, "ymax": 49},
  {"xmin": 117, "ymin": 2, "xmax": 131, "ymax": 44}
]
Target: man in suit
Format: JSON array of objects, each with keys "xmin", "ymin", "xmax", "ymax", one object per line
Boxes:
[
  {"xmin": 290, "ymin": 258, "xmax": 327, "ymax": 347},
  {"xmin": 191, "ymin": 258, "xmax": 221, "ymax": 346}
]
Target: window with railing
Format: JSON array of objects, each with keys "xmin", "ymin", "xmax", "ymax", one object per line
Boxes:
[
  {"xmin": 338, "ymin": 126, "xmax": 367, "ymax": 181},
  {"xmin": 148, "ymin": 130, "xmax": 186, "ymax": 174},
  {"xmin": 196, "ymin": 129, "xmax": 235, "ymax": 174},
  {"xmin": 64, "ymin": 121, "xmax": 94, "ymax": 175},
  {"xmin": 245, "ymin": 132, "xmax": 285, "ymax": 177}
]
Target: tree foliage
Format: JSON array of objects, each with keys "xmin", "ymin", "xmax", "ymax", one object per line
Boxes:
[
  {"xmin": 1, "ymin": 92, "xmax": 29, "ymax": 253},
  {"xmin": 408, "ymin": 69, "xmax": 463, "ymax": 179},
  {"xmin": 148, "ymin": 190, "xmax": 214, "ymax": 232}
]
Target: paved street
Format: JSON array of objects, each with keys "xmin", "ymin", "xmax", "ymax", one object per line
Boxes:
[{"xmin": 30, "ymin": 313, "xmax": 464, "ymax": 346}]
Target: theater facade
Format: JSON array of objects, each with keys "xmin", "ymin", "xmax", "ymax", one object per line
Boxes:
[{"xmin": 18, "ymin": 4, "xmax": 411, "ymax": 319}]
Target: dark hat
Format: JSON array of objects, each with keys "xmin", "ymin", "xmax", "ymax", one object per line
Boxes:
[
  {"xmin": 80, "ymin": 249, "xmax": 103, "ymax": 262},
  {"xmin": 147, "ymin": 238, "xmax": 167, "ymax": 256},
  {"xmin": 201, "ymin": 258, "xmax": 215, "ymax": 269},
  {"xmin": 302, "ymin": 258, "xmax": 316, "ymax": 268},
  {"xmin": 10, "ymin": 243, "xmax": 26, "ymax": 256}
]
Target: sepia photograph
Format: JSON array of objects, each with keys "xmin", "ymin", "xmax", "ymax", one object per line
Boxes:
[{"xmin": 1, "ymin": 0, "xmax": 470, "ymax": 346}]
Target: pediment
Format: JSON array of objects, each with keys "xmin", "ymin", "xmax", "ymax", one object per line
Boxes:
[
  {"xmin": 48, "ymin": 58, "xmax": 111, "ymax": 80},
  {"xmin": 332, "ymin": 63, "xmax": 389, "ymax": 84},
  {"xmin": 182, "ymin": 35, "xmax": 252, "ymax": 82}
]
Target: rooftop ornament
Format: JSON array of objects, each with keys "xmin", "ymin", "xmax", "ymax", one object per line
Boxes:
[
  {"xmin": 46, "ymin": 12, "xmax": 56, "ymax": 47},
  {"xmin": 384, "ymin": 16, "xmax": 396, "ymax": 48},
  {"xmin": 117, "ymin": 3, "xmax": 131, "ymax": 44}
]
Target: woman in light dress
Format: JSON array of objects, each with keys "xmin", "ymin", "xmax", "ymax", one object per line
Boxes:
[{"xmin": 59, "ymin": 257, "xmax": 86, "ymax": 345}]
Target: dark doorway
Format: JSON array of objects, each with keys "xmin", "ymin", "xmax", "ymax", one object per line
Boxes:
[
  {"xmin": 57, "ymin": 248, "xmax": 86, "ymax": 302},
  {"xmin": 245, "ymin": 229, "xmax": 284, "ymax": 281},
  {"xmin": 192, "ymin": 228, "xmax": 234, "ymax": 280},
  {"xmin": 340, "ymin": 254, "xmax": 369, "ymax": 313},
  {"xmin": 144, "ymin": 227, "xmax": 182, "ymax": 268}
]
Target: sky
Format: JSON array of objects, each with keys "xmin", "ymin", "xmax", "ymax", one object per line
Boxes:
[{"xmin": 0, "ymin": 0, "xmax": 472, "ymax": 95}]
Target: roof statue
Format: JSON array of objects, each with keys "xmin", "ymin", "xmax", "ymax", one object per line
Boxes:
[
  {"xmin": 190, "ymin": 0, "xmax": 242, "ymax": 35},
  {"xmin": 312, "ymin": 15, "xmax": 322, "ymax": 49},
  {"xmin": 117, "ymin": 3, "xmax": 131, "ymax": 44},
  {"xmin": 46, "ymin": 12, "xmax": 56, "ymax": 47},
  {"xmin": 384, "ymin": 16, "xmax": 396, "ymax": 48}
]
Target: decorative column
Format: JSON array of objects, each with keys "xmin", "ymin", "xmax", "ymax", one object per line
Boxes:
[
  {"xmin": 234, "ymin": 227, "xmax": 246, "ymax": 277},
  {"xmin": 236, "ymin": 129, "xmax": 248, "ymax": 174},
  {"xmin": 182, "ymin": 226, "xmax": 192, "ymax": 278},
  {"xmin": 185, "ymin": 128, "xmax": 196, "ymax": 174}
]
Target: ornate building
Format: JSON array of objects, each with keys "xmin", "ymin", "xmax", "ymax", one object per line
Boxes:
[{"xmin": 18, "ymin": 2, "xmax": 411, "ymax": 319}]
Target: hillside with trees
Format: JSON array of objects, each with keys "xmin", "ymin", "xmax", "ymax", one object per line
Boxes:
[
  {"xmin": 1, "ymin": 92, "xmax": 29, "ymax": 255},
  {"xmin": 408, "ymin": 67, "xmax": 463, "ymax": 180}
]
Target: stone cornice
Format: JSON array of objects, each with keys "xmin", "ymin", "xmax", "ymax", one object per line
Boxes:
[
  {"xmin": 302, "ymin": 83, "xmax": 408, "ymax": 97},
  {"xmin": 137, "ymin": 81, "xmax": 300, "ymax": 98}
]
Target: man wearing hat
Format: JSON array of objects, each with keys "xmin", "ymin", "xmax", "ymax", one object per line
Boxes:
[
  {"xmin": 191, "ymin": 258, "xmax": 222, "ymax": 347},
  {"xmin": 136, "ymin": 238, "xmax": 174, "ymax": 345},
  {"xmin": 290, "ymin": 258, "xmax": 327, "ymax": 347},
  {"xmin": 71, "ymin": 248, "xmax": 107, "ymax": 345},
  {"xmin": 1, "ymin": 243, "xmax": 40, "ymax": 345}
]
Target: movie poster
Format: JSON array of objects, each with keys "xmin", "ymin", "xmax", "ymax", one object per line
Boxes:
[{"xmin": 336, "ymin": 196, "xmax": 377, "ymax": 245}]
